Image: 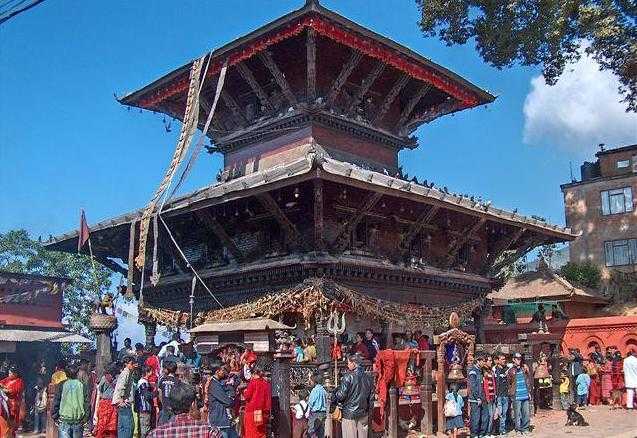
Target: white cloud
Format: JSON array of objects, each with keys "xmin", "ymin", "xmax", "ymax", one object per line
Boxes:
[{"xmin": 523, "ymin": 53, "xmax": 637, "ymax": 153}]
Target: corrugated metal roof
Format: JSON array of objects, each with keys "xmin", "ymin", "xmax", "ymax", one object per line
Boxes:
[
  {"xmin": 190, "ymin": 318, "xmax": 293, "ymax": 333},
  {"xmin": 0, "ymin": 328, "xmax": 92, "ymax": 343}
]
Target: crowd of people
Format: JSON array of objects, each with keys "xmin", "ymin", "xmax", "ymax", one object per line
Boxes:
[{"xmin": 447, "ymin": 347, "xmax": 637, "ymax": 438}]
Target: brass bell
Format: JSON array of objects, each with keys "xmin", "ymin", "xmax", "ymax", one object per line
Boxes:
[{"xmin": 447, "ymin": 362, "xmax": 465, "ymax": 381}]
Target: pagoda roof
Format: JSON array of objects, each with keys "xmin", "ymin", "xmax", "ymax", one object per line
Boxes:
[
  {"xmin": 488, "ymin": 266, "xmax": 608, "ymax": 305},
  {"xmin": 119, "ymin": 0, "xmax": 493, "ymax": 112},
  {"xmin": 46, "ymin": 151, "xmax": 576, "ymax": 253}
]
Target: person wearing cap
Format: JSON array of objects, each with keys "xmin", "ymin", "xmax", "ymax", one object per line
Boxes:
[
  {"xmin": 467, "ymin": 352, "xmax": 488, "ymax": 438},
  {"xmin": 507, "ymin": 353, "xmax": 532, "ymax": 434},
  {"xmin": 623, "ymin": 349, "xmax": 637, "ymax": 409},
  {"xmin": 0, "ymin": 366, "xmax": 25, "ymax": 437},
  {"xmin": 332, "ymin": 354, "xmax": 374, "ymax": 438}
]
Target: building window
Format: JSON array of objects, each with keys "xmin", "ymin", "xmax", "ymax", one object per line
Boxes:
[
  {"xmin": 617, "ymin": 159, "xmax": 630, "ymax": 169},
  {"xmin": 601, "ymin": 187, "xmax": 633, "ymax": 215},
  {"xmin": 605, "ymin": 239, "xmax": 637, "ymax": 266}
]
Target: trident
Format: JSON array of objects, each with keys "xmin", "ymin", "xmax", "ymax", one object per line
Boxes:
[{"xmin": 327, "ymin": 310, "xmax": 346, "ymax": 385}]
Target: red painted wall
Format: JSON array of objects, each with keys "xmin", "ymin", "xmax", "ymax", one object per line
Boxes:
[{"xmin": 0, "ymin": 285, "xmax": 63, "ymax": 329}]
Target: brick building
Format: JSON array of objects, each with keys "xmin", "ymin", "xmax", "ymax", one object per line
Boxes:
[{"xmin": 561, "ymin": 144, "xmax": 637, "ymax": 278}]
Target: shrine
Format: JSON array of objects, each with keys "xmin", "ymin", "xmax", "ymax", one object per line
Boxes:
[{"xmin": 44, "ymin": 0, "xmax": 577, "ymax": 435}]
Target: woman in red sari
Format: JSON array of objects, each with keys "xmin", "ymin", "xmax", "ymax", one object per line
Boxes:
[
  {"xmin": 243, "ymin": 366, "xmax": 271, "ymax": 438},
  {"xmin": 0, "ymin": 367, "xmax": 25, "ymax": 438},
  {"xmin": 601, "ymin": 360, "xmax": 613, "ymax": 403},
  {"xmin": 586, "ymin": 361, "xmax": 602, "ymax": 405}
]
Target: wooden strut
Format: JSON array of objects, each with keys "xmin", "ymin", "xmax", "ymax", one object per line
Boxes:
[
  {"xmin": 483, "ymin": 227, "xmax": 527, "ymax": 272},
  {"xmin": 325, "ymin": 50, "xmax": 363, "ymax": 107},
  {"xmin": 372, "ymin": 73, "xmax": 409, "ymax": 125},
  {"xmin": 256, "ymin": 193, "xmax": 302, "ymax": 248},
  {"xmin": 333, "ymin": 192, "xmax": 383, "ymax": 249},
  {"xmin": 94, "ymin": 255, "xmax": 127, "ymax": 276},
  {"xmin": 195, "ymin": 210, "xmax": 244, "ymax": 263},
  {"xmin": 199, "ymin": 95, "xmax": 225, "ymax": 136},
  {"xmin": 126, "ymin": 221, "xmax": 136, "ymax": 296},
  {"xmin": 258, "ymin": 50, "xmax": 297, "ymax": 106},
  {"xmin": 345, "ymin": 60, "xmax": 386, "ymax": 116},
  {"xmin": 236, "ymin": 61, "xmax": 273, "ymax": 112},
  {"xmin": 399, "ymin": 205, "xmax": 440, "ymax": 253},
  {"xmin": 220, "ymin": 91, "xmax": 247, "ymax": 127},
  {"xmin": 445, "ymin": 217, "xmax": 487, "ymax": 267},
  {"xmin": 490, "ymin": 235, "xmax": 543, "ymax": 275},
  {"xmin": 306, "ymin": 28, "xmax": 317, "ymax": 103},
  {"xmin": 313, "ymin": 179, "xmax": 325, "ymax": 251},
  {"xmin": 395, "ymin": 83, "xmax": 431, "ymax": 132}
]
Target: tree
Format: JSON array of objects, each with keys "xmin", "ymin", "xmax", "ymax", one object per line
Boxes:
[
  {"xmin": 560, "ymin": 261, "xmax": 601, "ymax": 289},
  {"xmin": 416, "ymin": 0, "xmax": 637, "ymax": 111},
  {"xmin": 0, "ymin": 229, "xmax": 113, "ymax": 340}
]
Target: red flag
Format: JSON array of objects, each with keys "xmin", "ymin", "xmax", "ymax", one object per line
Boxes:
[{"xmin": 78, "ymin": 209, "xmax": 90, "ymax": 252}]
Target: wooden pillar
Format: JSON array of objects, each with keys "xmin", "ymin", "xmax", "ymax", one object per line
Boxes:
[
  {"xmin": 271, "ymin": 354, "xmax": 292, "ymax": 438},
  {"xmin": 315, "ymin": 314, "xmax": 331, "ymax": 364},
  {"xmin": 387, "ymin": 386, "xmax": 398, "ymax": 438},
  {"xmin": 46, "ymin": 383, "xmax": 58, "ymax": 438},
  {"xmin": 420, "ymin": 352, "xmax": 434, "ymax": 435}
]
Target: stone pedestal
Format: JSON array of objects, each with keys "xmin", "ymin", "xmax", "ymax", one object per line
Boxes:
[
  {"xmin": 142, "ymin": 320, "xmax": 157, "ymax": 348},
  {"xmin": 89, "ymin": 313, "xmax": 118, "ymax": 378},
  {"xmin": 271, "ymin": 353, "xmax": 293, "ymax": 438}
]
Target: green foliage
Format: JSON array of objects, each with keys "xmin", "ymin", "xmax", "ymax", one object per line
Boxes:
[
  {"xmin": 560, "ymin": 261, "xmax": 601, "ymax": 289},
  {"xmin": 0, "ymin": 229, "xmax": 113, "ymax": 340},
  {"xmin": 416, "ymin": 0, "xmax": 637, "ymax": 111}
]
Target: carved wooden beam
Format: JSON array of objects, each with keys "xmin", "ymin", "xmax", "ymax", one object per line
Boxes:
[
  {"xmin": 333, "ymin": 192, "xmax": 383, "ymax": 249},
  {"xmin": 445, "ymin": 217, "xmax": 486, "ymax": 267},
  {"xmin": 236, "ymin": 62, "xmax": 273, "ymax": 112},
  {"xmin": 195, "ymin": 210, "xmax": 244, "ymax": 263},
  {"xmin": 346, "ymin": 61, "xmax": 386, "ymax": 116},
  {"xmin": 399, "ymin": 205, "xmax": 440, "ymax": 253},
  {"xmin": 256, "ymin": 193, "xmax": 302, "ymax": 248},
  {"xmin": 395, "ymin": 83, "xmax": 431, "ymax": 132},
  {"xmin": 306, "ymin": 28, "xmax": 317, "ymax": 103},
  {"xmin": 220, "ymin": 91, "xmax": 247, "ymax": 127},
  {"xmin": 199, "ymin": 96, "xmax": 225, "ymax": 137},
  {"xmin": 258, "ymin": 50, "xmax": 297, "ymax": 106},
  {"xmin": 483, "ymin": 227, "xmax": 526, "ymax": 272},
  {"xmin": 326, "ymin": 50, "xmax": 363, "ymax": 107},
  {"xmin": 313, "ymin": 179, "xmax": 325, "ymax": 251},
  {"xmin": 372, "ymin": 73, "xmax": 409, "ymax": 125}
]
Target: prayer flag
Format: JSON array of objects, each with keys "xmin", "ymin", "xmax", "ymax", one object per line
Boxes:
[{"xmin": 78, "ymin": 209, "xmax": 90, "ymax": 252}]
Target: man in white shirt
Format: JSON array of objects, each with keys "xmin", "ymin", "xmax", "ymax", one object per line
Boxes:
[{"xmin": 623, "ymin": 349, "xmax": 637, "ymax": 409}]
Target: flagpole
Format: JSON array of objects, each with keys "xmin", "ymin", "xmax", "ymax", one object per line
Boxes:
[{"xmin": 87, "ymin": 236, "xmax": 100, "ymax": 291}]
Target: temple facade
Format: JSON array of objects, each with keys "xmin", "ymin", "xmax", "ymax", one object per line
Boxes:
[{"xmin": 46, "ymin": 0, "xmax": 575, "ymax": 339}]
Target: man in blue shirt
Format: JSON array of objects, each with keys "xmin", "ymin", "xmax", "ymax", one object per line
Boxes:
[
  {"xmin": 307, "ymin": 373, "xmax": 327, "ymax": 438},
  {"xmin": 575, "ymin": 370, "xmax": 591, "ymax": 407},
  {"xmin": 507, "ymin": 353, "xmax": 532, "ymax": 434},
  {"xmin": 207, "ymin": 362, "xmax": 239, "ymax": 438},
  {"xmin": 467, "ymin": 352, "xmax": 488, "ymax": 438}
]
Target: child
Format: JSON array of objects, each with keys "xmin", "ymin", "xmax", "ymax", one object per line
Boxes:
[
  {"xmin": 292, "ymin": 389, "xmax": 309, "ymax": 438},
  {"xmin": 444, "ymin": 383, "xmax": 464, "ymax": 438},
  {"xmin": 294, "ymin": 339, "xmax": 305, "ymax": 363},
  {"xmin": 33, "ymin": 377, "xmax": 47, "ymax": 434},
  {"xmin": 307, "ymin": 374, "xmax": 327, "ymax": 438},
  {"xmin": 575, "ymin": 370, "xmax": 591, "ymax": 407},
  {"xmin": 135, "ymin": 366, "xmax": 155, "ymax": 437},
  {"xmin": 559, "ymin": 372, "xmax": 571, "ymax": 410}
]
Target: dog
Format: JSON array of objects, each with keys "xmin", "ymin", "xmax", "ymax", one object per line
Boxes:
[{"xmin": 565, "ymin": 404, "xmax": 589, "ymax": 426}]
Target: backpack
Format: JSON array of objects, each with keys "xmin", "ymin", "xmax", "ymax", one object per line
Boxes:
[{"xmin": 444, "ymin": 394, "xmax": 460, "ymax": 418}]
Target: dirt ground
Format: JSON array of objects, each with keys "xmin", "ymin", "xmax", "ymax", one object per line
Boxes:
[{"xmin": 530, "ymin": 405, "xmax": 637, "ymax": 438}]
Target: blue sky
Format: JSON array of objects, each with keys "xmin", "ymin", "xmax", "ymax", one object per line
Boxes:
[{"xmin": 1, "ymin": 1, "xmax": 635, "ymax": 340}]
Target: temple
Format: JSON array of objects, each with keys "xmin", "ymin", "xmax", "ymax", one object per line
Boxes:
[{"xmin": 46, "ymin": 0, "xmax": 575, "ymax": 340}]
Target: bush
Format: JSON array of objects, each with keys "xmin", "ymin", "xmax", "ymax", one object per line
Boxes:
[{"xmin": 560, "ymin": 262, "xmax": 601, "ymax": 289}]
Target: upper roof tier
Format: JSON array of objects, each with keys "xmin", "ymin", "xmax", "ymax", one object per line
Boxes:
[{"xmin": 119, "ymin": 0, "xmax": 494, "ymax": 153}]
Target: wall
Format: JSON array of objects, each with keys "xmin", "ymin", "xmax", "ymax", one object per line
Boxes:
[
  {"xmin": 0, "ymin": 291, "xmax": 63, "ymax": 329},
  {"xmin": 562, "ymin": 174, "xmax": 637, "ymax": 278},
  {"xmin": 483, "ymin": 316, "xmax": 637, "ymax": 356},
  {"xmin": 598, "ymin": 148, "xmax": 637, "ymax": 178}
]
